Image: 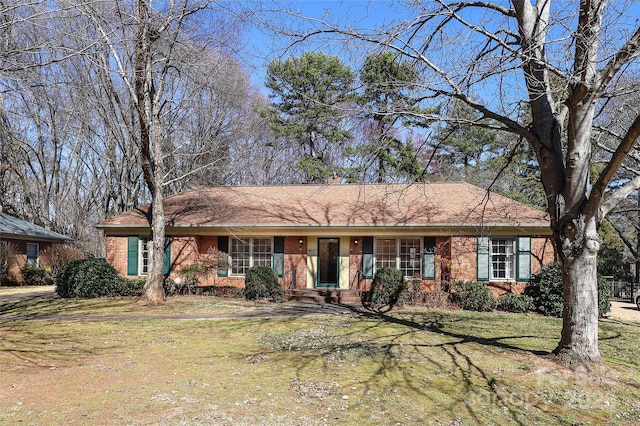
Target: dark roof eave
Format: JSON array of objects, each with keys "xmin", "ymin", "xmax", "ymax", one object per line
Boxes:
[{"xmin": 1, "ymin": 233, "xmax": 73, "ymax": 243}]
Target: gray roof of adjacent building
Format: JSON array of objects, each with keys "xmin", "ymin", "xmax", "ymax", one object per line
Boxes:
[{"xmin": 0, "ymin": 213, "xmax": 72, "ymax": 242}]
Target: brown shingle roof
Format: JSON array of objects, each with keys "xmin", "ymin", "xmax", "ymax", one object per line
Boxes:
[{"xmin": 97, "ymin": 182, "xmax": 550, "ymax": 234}]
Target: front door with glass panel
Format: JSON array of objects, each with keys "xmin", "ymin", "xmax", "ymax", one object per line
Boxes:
[{"xmin": 318, "ymin": 238, "xmax": 339, "ymax": 288}]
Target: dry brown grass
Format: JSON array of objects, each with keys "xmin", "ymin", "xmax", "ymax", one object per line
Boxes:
[{"xmin": 1, "ymin": 291, "xmax": 639, "ymax": 425}]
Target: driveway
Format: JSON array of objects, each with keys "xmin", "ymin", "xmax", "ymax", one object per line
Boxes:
[{"xmin": 608, "ymin": 300, "xmax": 640, "ymax": 323}]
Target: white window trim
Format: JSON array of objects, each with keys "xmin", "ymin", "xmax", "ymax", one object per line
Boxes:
[
  {"xmin": 489, "ymin": 238, "xmax": 516, "ymax": 281},
  {"xmin": 374, "ymin": 237, "xmax": 422, "ymax": 278},
  {"xmin": 139, "ymin": 238, "xmax": 149, "ymax": 276},
  {"xmin": 230, "ymin": 237, "xmax": 273, "ymax": 276}
]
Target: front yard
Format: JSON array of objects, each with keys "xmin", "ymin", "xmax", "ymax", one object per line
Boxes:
[{"xmin": 1, "ymin": 291, "xmax": 640, "ymax": 425}]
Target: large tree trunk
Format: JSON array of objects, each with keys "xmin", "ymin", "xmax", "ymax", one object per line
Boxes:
[
  {"xmin": 554, "ymin": 215, "xmax": 601, "ymax": 362},
  {"xmin": 136, "ymin": 0, "xmax": 166, "ymax": 305},
  {"xmin": 142, "ymin": 194, "xmax": 166, "ymax": 305}
]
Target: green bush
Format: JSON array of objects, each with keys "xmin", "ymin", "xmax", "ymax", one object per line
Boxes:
[
  {"xmin": 20, "ymin": 264, "xmax": 53, "ymax": 286},
  {"xmin": 598, "ymin": 273, "xmax": 611, "ymax": 317},
  {"xmin": 54, "ymin": 258, "xmax": 137, "ymax": 298},
  {"xmin": 366, "ymin": 267, "xmax": 407, "ymax": 310},
  {"xmin": 523, "ymin": 263, "xmax": 563, "ymax": 317},
  {"xmin": 117, "ymin": 278, "xmax": 145, "ymax": 297},
  {"xmin": 496, "ymin": 293, "xmax": 534, "ymax": 313},
  {"xmin": 244, "ymin": 266, "xmax": 284, "ymax": 302},
  {"xmin": 452, "ymin": 281, "xmax": 496, "ymax": 312},
  {"xmin": 524, "ymin": 262, "xmax": 610, "ymax": 317}
]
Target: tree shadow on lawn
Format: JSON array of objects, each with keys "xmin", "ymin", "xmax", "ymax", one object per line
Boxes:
[
  {"xmin": 0, "ymin": 297, "xmax": 133, "ymax": 320},
  {"xmin": 0, "ymin": 319, "xmax": 125, "ymax": 371},
  {"xmin": 359, "ymin": 308, "xmax": 563, "ymax": 424},
  {"xmin": 252, "ymin": 305, "xmax": 562, "ymax": 426}
]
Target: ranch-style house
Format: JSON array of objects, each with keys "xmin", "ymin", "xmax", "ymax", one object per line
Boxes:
[{"xmin": 97, "ymin": 181, "xmax": 555, "ymax": 299}]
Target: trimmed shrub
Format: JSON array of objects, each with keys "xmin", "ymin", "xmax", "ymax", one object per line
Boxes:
[
  {"xmin": 117, "ymin": 278, "xmax": 145, "ymax": 297},
  {"xmin": 524, "ymin": 262, "xmax": 610, "ymax": 318},
  {"xmin": 523, "ymin": 262, "xmax": 563, "ymax": 317},
  {"xmin": 54, "ymin": 258, "xmax": 134, "ymax": 298},
  {"xmin": 524, "ymin": 262, "xmax": 563, "ymax": 317},
  {"xmin": 20, "ymin": 264, "xmax": 53, "ymax": 286},
  {"xmin": 452, "ymin": 281, "xmax": 496, "ymax": 312},
  {"xmin": 244, "ymin": 266, "xmax": 284, "ymax": 302},
  {"xmin": 496, "ymin": 293, "xmax": 534, "ymax": 313},
  {"xmin": 366, "ymin": 267, "xmax": 407, "ymax": 310}
]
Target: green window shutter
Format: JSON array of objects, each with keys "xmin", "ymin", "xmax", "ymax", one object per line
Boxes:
[
  {"xmin": 273, "ymin": 236, "xmax": 285, "ymax": 277},
  {"xmin": 163, "ymin": 237, "xmax": 172, "ymax": 276},
  {"xmin": 362, "ymin": 237, "xmax": 374, "ymax": 279},
  {"xmin": 217, "ymin": 236, "xmax": 229, "ymax": 277},
  {"xmin": 423, "ymin": 237, "xmax": 436, "ymax": 280},
  {"xmin": 477, "ymin": 236, "xmax": 490, "ymax": 282},
  {"xmin": 127, "ymin": 236, "xmax": 139, "ymax": 276},
  {"xmin": 517, "ymin": 237, "xmax": 532, "ymax": 281}
]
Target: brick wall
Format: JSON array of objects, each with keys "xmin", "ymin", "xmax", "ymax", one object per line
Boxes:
[
  {"xmin": 1, "ymin": 238, "xmax": 59, "ymax": 283},
  {"xmin": 103, "ymin": 233, "xmax": 556, "ymax": 296},
  {"xmin": 283, "ymin": 236, "xmax": 307, "ymax": 289}
]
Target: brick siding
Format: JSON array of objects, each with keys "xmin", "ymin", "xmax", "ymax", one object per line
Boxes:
[{"xmin": 104, "ymin": 234, "xmax": 555, "ymax": 297}]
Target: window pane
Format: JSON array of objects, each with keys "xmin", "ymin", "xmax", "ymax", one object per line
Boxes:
[
  {"xmin": 231, "ymin": 238, "xmax": 250, "ymax": 275},
  {"xmin": 375, "ymin": 239, "xmax": 396, "ymax": 269},
  {"xmin": 252, "ymin": 238, "xmax": 272, "ymax": 267},
  {"xmin": 400, "ymin": 238, "xmax": 421, "ymax": 277},
  {"xmin": 140, "ymin": 239, "xmax": 149, "ymax": 275},
  {"xmin": 26, "ymin": 243, "xmax": 39, "ymax": 265},
  {"xmin": 491, "ymin": 238, "xmax": 514, "ymax": 280}
]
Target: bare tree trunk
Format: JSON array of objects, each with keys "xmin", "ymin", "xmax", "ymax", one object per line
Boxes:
[
  {"xmin": 135, "ymin": 0, "xmax": 165, "ymax": 305},
  {"xmin": 554, "ymin": 215, "xmax": 601, "ymax": 361}
]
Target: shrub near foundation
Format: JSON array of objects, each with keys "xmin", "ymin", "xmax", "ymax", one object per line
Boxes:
[
  {"xmin": 55, "ymin": 258, "xmax": 142, "ymax": 298},
  {"xmin": 20, "ymin": 264, "xmax": 53, "ymax": 286},
  {"xmin": 244, "ymin": 266, "xmax": 284, "ymax": 302},
  {"xmin": 452, "ymin": 281, "xmax": 496, "ymax": 312},
  {"xmin": 524, "ymin": 262, "xmax": 610, "ymax": 317},
  {"xmin": 366, "ymin": 267, "xmax": 407, "ymax": 310},
  {"xmin": 496, "ymin": 293, "xmax": 534, "ymax": 313}
]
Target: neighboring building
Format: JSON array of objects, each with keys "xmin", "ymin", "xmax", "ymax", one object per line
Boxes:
[
  {"xmin": 0, "ymin": 212, "xmax": 73, "ymax": 284},
  {"xmin": 96, "ymin": 182, "xmax": 555, "ymax": 297}
]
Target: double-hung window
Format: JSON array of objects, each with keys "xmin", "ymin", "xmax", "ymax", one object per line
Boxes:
[
  {"xmin": 490, "ymin": 238, "xmax": 515, "ymax": 280},
  {"xmin": 127, "ymin": 236, "xmax": 171, "ymax": 276},
  {"xmin": 230, "ymin": 237, "xmax": 272, "ymax": 275},
  {"xmin": 139, "ymin": 238, "xmax": 149, "ymax": 275},
  {"xmin": 375, "ymin": 237, "xmax": 422, "ymax": 277},
  {"xmin": 477, "ymin": 237, "xmax": 530, "ymax": 281},
  {"xmin": 375, "ymin": 239, "xmax": 396, "ymax": 269},
  {"xmin": 400, "ymin": 238, "xmax": 421, "ymax": 277},
  {"xmin": 26, "ymin": 243, "xmax": 39, "ymax": 266}
]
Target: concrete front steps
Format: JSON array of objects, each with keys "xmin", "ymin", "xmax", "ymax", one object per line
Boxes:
[{"xmin": 286, "ymin": 288, "xmax": 362, "ymax": 304}]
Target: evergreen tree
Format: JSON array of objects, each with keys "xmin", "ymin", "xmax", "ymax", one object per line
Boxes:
[
  {"xmin": 357, "ymin": 51, "xmax": 425, "ymax": 182},
  {"xmin": 265, "ymin": 51, "xmax": 355, "ymax": 183}
]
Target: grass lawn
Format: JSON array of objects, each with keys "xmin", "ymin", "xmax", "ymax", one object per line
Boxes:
[{"xmin": 1, "ymin": 293, "xmax": 640, "ymax": 425}]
